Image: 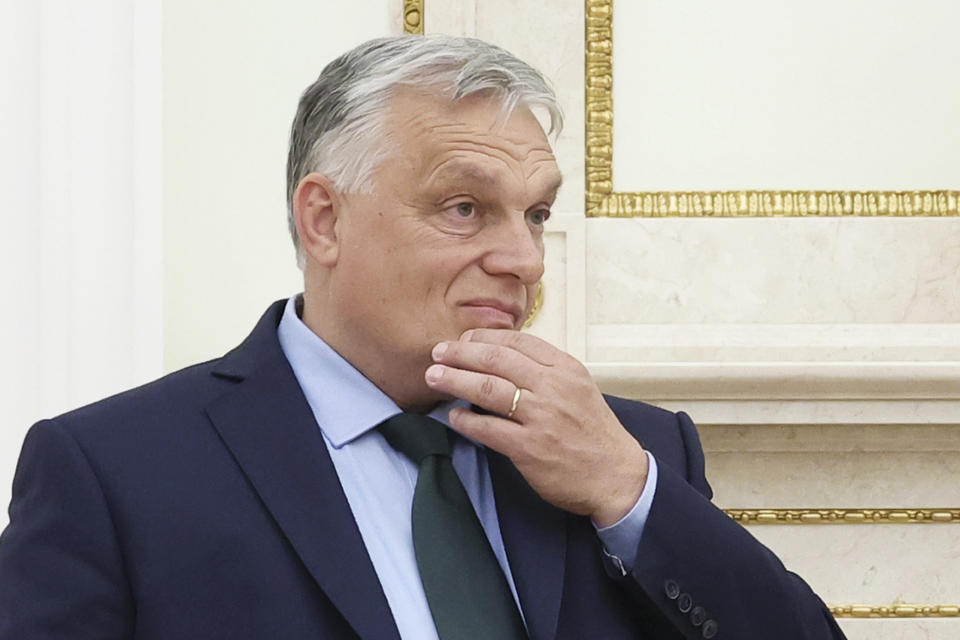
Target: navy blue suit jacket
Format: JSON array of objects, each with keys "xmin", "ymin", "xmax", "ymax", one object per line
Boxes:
[{"xmin": 0, "ymin": 301, "xmax": 844, "ymax": 639}]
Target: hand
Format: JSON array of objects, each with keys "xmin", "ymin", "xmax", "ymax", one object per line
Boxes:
[{"xmin": 424, "ymin": 329, "xmax": 648, "ymax": 527}]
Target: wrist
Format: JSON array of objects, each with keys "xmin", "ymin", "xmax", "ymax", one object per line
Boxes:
[{"xmin": 591, "ymin": 443, "xmax": 649, "ymax": 528}]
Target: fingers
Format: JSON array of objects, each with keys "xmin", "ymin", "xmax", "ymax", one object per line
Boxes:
[
  {"xmin": 428, "ymin": 331, "xmax": 577, "ymax": 419},
  {"xmin": 459, "ymin": 329, "xmax": 560, "ymax": 367},
  {"xmin": 447, "ymin": 407, "xmax": 520, "ymax": 457},
  {"xmin": 425, "ymin": 362, "xmax": 529, "ymax": 420},
  {"xmin": 431, "ymin": 339, "xmax": 539, "ymax": 390}
]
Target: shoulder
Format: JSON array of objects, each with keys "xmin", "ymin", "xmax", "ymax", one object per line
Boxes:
[
  {"xmin": 603, "ymin": 394, "xmax": 678, "ymax": 426},
  {"xmin": 603, "ymin": 394, "xmax": 687, "ymax": 449},
  {"xmin": 42, "ymin": 300, "xmax": 289, "ymax": 448},
  {"xmin": 34, "ymin": 359, "xmax": 235, "ymax": 463},
  {"xmin": 57, "ymin": 358, "xmax": 224, "ymax": 421}
]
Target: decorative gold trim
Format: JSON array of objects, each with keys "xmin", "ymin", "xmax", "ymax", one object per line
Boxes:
[
  {"xmin": 829, "ymin": 604, "xmax": 960, "ymax": 618},
  {"xmin": 594, "ymin": 190, "xmax": 960, "ymax": 218},
  {"xmin": 403, "ymin": 0, "xmax": 424, "ymax": 34},
  {"xmin": 725, "ymin": 508, "xmax": 960, "ymax": 525},
  {"xmin": 523, "ymin": 283, "xmax": 544, "ymax": 328},
  {"xmin": 585, "ymin": 0, "xmax": 614, "ymax": 215},
  {"xmin": 584, "ymin": 0, "xmax": 959, "ymax": 217}
]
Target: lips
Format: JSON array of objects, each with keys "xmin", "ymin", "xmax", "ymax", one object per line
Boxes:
[{"xmin": 459, "ymin": 298, "xmax": 524, "ymax": 329}]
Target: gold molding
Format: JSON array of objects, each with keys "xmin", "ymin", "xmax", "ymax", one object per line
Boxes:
[
  {"xmin": 725, "ymin": 508, "xmax": 960, "ymax": 525},
  {"xmin": 522, "ymin": 283, "xmax": 544, "ymax": 329},
  {"xmin": 594, "ymin": 190, "xmax": 960, "ymax": 218},
  {"xmin": 829, "ymin": 604, "xmax": 960, "ymax": 618},
  {"xmin": 403, "ymin": 0, "xmax": 424, "ymax": 34},
  {"xmin": 584, "ymin": 0, "xmax": 959, "ymax": 217},
  {"xmin": 585, "ymin": 0, "xmax": 614, "ymax": 215}
]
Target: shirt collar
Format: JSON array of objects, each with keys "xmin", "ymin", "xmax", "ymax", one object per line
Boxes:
[{"xmin": 276, "ymin": 295, "xmax": 466, "ymax": 448}]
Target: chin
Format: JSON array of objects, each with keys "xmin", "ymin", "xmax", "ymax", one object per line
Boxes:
[{"xmin": 402, "ymin": 385, "xmax": 454, "ymax": 414}]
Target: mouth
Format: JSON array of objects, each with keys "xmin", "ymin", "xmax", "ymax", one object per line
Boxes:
[{"xmin": 458, "ymin": 298, "xmax": 524, "ymax": 329}]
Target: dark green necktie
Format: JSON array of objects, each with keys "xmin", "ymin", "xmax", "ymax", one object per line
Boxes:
[{"xmin": 379, "ymin": 413, "xmax": 527, "ymax": 640}]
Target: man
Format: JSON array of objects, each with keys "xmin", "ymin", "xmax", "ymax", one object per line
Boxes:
[{"xmin": 0, "ymin": 36, "xmax": 845, "ymax": 639}]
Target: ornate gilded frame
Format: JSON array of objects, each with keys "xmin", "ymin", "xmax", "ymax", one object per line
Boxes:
[{"xmin": 584, "ymin": 0, "xmax": 959, "ymax": 218}]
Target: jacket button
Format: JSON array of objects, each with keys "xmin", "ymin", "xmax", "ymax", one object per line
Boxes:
[
  {"xmin": 664, "ymin": 579, "xmax": 680, "ymax": 600},
  {"xmin": 702, "ymin": 619, "xmax": 718, "ymax": 638},
  {"xmin": 677, "ymin": 593, "xmax": 693, "ymax": 613},
  {"xmin": 690, "ymin": 605, "xmax": 706, "ymax": 626}
]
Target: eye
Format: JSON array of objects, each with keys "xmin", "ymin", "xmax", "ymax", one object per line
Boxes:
[
  {"xmin": 438, "ymin": 199, "xmax": 482, "ymax": 234},
  {"xmin": 454, "ymin": 202, "xmax": 475, "ymax": 218},
  {"xmin": 527, "ymin": 208, "xmax": 551, "ymax": 226}
]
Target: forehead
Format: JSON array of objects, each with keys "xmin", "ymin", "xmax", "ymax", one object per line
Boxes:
[{"xmin": 382, "ymin": 89, "xmax": 560, "ymax": 187}]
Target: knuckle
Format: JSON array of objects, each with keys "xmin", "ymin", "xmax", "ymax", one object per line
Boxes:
[
  {"xmin": 508, "ymin": 332, "xmax": 526, "ymax": 348},
  {"xmin": 478, "ymin": 376, "xmax": 497, "ymax": 399},
  {"xmin": 529, "ymin": 404, "xmax": 549, "ymax": 424},
  {"xmin": 568, "ymin": 354, "xmax": 588, "ymax": 373},
  {"xmin": 480, "ymin": 345, "xmax": 500, "ymax": 367},
  {"xmin": 575, "ymin": 376, "xmax": 595, "ymax": 395}
]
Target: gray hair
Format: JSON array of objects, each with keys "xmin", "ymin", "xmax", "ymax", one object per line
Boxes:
[{"xmin": 285, "ymin": 35, "xmax": 563, "ymax": 268}]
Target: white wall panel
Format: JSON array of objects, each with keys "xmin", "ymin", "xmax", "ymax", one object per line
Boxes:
[
  {"xmin": 162, "ymin": 0, "xmax": 395, "ymax": 372},
  {"xmin": 0, "ymin": 0, "xmax": 162, "ymax": 529},
  {"xmin": 612, "ymin": 0, "xmax": 960, "ymax": 191}
]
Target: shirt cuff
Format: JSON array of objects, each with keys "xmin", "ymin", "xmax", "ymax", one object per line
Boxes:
[{"xmin": 593, "ymin": 450, "xmax": 658, "ymax": 575}]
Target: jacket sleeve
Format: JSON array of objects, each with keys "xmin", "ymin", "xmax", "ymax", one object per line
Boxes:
[
  {"xmin": 0, "ymin": 420, "xmax": 135, "ymax": 639},
  {"xmin": 615, "ymin": 410, "xmax": 847, "ymax": 640}
]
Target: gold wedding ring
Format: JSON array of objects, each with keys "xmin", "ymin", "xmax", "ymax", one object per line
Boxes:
[{"xmin": 507, "ymin": 387, "xmax": 522, "ymax": 420}]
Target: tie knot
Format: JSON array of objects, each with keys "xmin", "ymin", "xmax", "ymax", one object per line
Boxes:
[{"xmin": 379, "ymin": 413, "xmax": 452, "ymax": 464}]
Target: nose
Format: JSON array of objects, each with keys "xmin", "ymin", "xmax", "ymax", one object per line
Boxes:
[{"xmin": 480, "ymin": 214, "xmax": 545, "ymax": 284}]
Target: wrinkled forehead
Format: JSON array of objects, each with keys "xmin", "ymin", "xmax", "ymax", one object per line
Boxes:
[{"xmin": 381, "ymin": 88, "xmax": 556, "ymax": 169}]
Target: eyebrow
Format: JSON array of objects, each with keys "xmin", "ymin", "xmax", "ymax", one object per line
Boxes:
[
  {"xmin": 426, "ymin": 162, "xmax": 499, "ymax": 190},
  {"xmin": 542, "ymin": 173, "xmax": 564, "ymax": 198},
  {"xmin": 428, "ymin": 162, "xmax": 564, "ymax": 201}
]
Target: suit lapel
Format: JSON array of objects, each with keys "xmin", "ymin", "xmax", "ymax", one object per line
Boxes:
[
  {"xmin": 488, "ymin": 450, "xmax": 567, "ymax": 640},
  {"xmin": 206, "ymin": 329, "xmax": 400, "ymax": 640}
]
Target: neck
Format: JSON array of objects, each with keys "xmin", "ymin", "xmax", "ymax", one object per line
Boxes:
[{"xmin": 299, "ymin": 291, "xmax": 444, "ymax": 414}]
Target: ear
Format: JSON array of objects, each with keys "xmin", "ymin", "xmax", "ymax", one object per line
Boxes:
[{"xmin": 293, "ymin": 173, "xmax": 341, "ymax": 267}]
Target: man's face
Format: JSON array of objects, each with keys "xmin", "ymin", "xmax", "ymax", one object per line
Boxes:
[{"xmin": 324, "ymin": 89, "xmax": 561, "ymax": 380}]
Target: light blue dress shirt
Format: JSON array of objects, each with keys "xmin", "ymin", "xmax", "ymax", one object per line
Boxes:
[{"xmin": 276, "ymin": 296, "xmax": 657, "ymax": 639}]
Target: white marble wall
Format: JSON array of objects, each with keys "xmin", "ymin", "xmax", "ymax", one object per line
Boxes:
[
  {"xmin": 703, "ymin": 422, "xmax": 960, "ymax": 631},
  {"xmin": 587, "ymin": 218, "xmax": 960, "ymax": 326},
  {"xmin": 840, "ymin": 620, "xmax": 960, "ymax": 640},
  {"xmin": 611, "ymin": 1, "xmax": 960, "ymax": 192}
]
